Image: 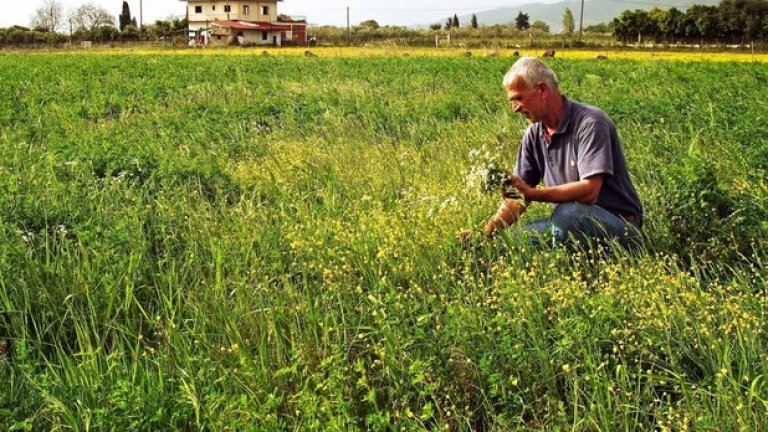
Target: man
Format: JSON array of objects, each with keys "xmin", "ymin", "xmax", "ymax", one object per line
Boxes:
[{"xmin": 484, "ymin": 57, "xmax": 643, "ymax": 250}]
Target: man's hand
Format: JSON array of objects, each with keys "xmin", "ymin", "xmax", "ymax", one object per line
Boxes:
[{"xmin": 509, "ymin": 175, "xmax": 533, "ymax": 201}]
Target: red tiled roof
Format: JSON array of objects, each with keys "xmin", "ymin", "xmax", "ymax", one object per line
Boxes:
[{"xmin": 212, "ymin": 20, "xmax": 293, "ymax": 31}]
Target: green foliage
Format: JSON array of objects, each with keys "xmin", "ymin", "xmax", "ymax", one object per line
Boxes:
[
  {"xmin": 531, "ymin": 20, "xmax": 551, "ymax": 33},
  {"xmin": 120, "ymin": 24, "xmax": 139, "ymax": 41},
  {"xmin": 563, "ymin": 7, "xmax": 575, "ymax": 34},
  {"xmin": 515, "ymin": 11, "xmax": 530, "ymax": 31},
  {"xmin": 119, "ymin": 1, "xmax": 132, "ymax": 31},
  {"xmin": 610, "ymin": 0, "xmax": 768, "ymax": 43},
  {"xmin": 0, "ymin": 54, "xmax": 767, "ymax": 430},
  {"xmin": 357, "ymin": 19, "xmax": 380, "ymax": 30}
]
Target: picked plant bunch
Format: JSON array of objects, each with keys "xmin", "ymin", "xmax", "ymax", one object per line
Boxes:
[{"xmin": 482, "ymin": 167, "xmax": 523, "ymax": 200}]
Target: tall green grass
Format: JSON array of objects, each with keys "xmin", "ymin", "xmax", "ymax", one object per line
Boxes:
[{"xmin": 0, "ymin": 53, "xmax": 766, "ymax": 430}]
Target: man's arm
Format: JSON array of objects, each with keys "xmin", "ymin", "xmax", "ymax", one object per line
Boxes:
[{"xmin": 513, "ymin": 174, "xmax": 604, "ymax": 204}]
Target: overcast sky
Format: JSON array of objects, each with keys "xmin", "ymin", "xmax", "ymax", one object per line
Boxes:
[{"xmin": 1, "ymin": 0, "xmax": 535, "ymax": 29}]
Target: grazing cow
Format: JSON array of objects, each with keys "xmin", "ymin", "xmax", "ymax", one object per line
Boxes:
[
  {"xmin": 512, "ymin": 50, "xmax": 520, "ymax": 57},
  {"xmin": 595, "ymin": 54, "xmax": 608, "ymax": 60},
  {"xmin": 304, "ymin": 50, "xmax": 316, "ymax": 57},
  {"xmin": 542, "ymin": 50, "xmax": 556, "ymax": 57}
]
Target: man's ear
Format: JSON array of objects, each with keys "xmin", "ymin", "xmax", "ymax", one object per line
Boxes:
[{"xmin": 536, "ymin": 82, "xmax": 548, "ymax": 96}]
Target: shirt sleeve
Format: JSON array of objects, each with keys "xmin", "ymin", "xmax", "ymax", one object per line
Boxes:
[
  {"xmin": 576, "ymin": 119, "xmax": 614, "ymax": 180},
  {"xmin": 513, "ymin": 127, "xmax": 542, "ymax": 187}
]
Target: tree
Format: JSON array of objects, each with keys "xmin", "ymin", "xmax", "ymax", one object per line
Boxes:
[
  {"xmin": 452, "ymin": 14, "xmax": 460, "ymax": 28},
  {"xmin": 612, "ymin": 9, "xmax": 655, "ymax": 43},
  {"xmin": 515, "ymin": 11, "xmax": 530, "ymax": 31},
  {"xmin": 719, "ymin": 0, "xmax": 768, "ymax": 43},
  {"xmin": 444, "ymin": 17, "xmax": 452, "ymax": 30},
  {"xmin": 661, "ymin": 7, "xmax": 684, "ymax": 42},
  {"xmin": 682, "ymin": 5, "xmax": 720, "ymax": 42},
  {"xmin": 762, "ymin": 14, "xmax": 768, "ymax": 40},
  {"xmin": 531, "ymin": 20, "xmax": 550, "ymax": 33},
  {"xmin": 120, "ymin": 23, "xmax": 139, "ymax": 40},
  {"xmin": 648, "ymin": 7, "xmax": 667, "ymax": 41},
  {"xmin": 584, "ymin": 22, "xmax": 612, "ymax": 33},
  {"xmin": 358, "ymin": 19, "xmax": 379, "ymax": 30},
  {"xmin": 429, "ymin": 23, "xmax": 442, "ymax": 31},
  {"xmin": 562, "ymin": 7, "xmax": 575, "ymax": 34},
  {"xmin": 70, "ymin": 3, "xmax": 115, "ymax": 32},
  {"xmin": 30, "ymin": 0, "xmax": 64, "ymax": 32},
  {"xmin": 119, "ymin": 1, "xmax": 132, "ymax": 31},
  {"xmin": 471, "ymin": 13, "xmax": 478, "ymax": 29}
]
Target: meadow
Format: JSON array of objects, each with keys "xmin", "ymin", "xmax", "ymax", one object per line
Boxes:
[{"xmin": 0, "ymin": 51, "xmax": 766, "ymax": 430}]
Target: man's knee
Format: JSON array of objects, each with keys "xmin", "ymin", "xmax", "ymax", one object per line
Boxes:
[{"xmin": 551, "ymin": 202, "xmax": 590, "ymax": 231}]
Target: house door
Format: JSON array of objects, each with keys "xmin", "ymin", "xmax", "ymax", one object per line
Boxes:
[{"xmin": 272, "ymin": 36, "xmax": 278, "ymax": 46}]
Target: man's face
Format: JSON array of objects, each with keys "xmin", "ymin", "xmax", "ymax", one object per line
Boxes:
[{"xmin": 506, "ymin": 75, "xmax": 545, "ymax": 124}]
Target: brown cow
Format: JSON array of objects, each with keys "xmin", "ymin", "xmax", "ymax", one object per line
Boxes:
[
  {"xmin": 542, "ymin": 50, "xmax": 556, "ymax": 57},
  {"xmin": 512, "ymin": 50, "xmax": 520, "ymax": 57},
  {"xmin": 595, "ymin": 54, "xmax": 608, "ymax": 60}
]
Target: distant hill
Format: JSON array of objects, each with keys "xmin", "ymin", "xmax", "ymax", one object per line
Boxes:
[{"xmin": 445, "ymin": 0, "xmax": 720, "ymax": 33}]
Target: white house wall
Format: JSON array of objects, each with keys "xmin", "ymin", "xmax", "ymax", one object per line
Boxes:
[{"xmin": 187, "ymin": 1, "xmax": 279, "ymax": 25}]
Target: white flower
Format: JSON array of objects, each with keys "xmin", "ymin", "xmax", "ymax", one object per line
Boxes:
[{"xmin": 439, "ymin": 196, "xmax": 457, "ymax": 209}]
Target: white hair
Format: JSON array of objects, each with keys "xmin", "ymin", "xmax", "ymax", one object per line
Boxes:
[{"xmin": 502, "ymin": 56, "xmax": 559, "ymax": 92}]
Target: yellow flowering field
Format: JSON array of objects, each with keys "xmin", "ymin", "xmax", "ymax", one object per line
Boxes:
[{"xmin": 40, "ymin": 45, "xmax": 768, "ymax": 63}]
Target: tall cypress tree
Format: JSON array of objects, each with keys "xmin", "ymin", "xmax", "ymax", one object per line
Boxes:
[
  {"xmin": 119, "ymin": 1, "xmax": 131, "ymax": 31},
  {"xmin": 515, "ymin": 11, "xmax": 530, "ymax": 30},
  {"xmin": 563, "ymin": 7, "xmax": 575, "ymax": 34}
]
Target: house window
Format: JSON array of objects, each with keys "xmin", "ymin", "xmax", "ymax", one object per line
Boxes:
[
  {"xmin": 212, "ymin": 5, "xmax": 215, "ymax": 11},
  {"xmin": 261, "ymin": 6, "xmax": 269, "ymax": 15},
  {"xmin": 262, "ymin": 31, "xmax": 268, "ymax": 41},
  {"xmin": 224, "ymin": 5, "xmax": 231, "ymax": 13},
  {"xmin": 243, "ymin": 5, "xmax": 249, "ymax": 15},
  {"xmin": 237, "ymin": 31, "xmax": 244, "ymax": 37},
  {"xmin": 194, "ymin": 5, "xmax": 202, "ymax": 13}
]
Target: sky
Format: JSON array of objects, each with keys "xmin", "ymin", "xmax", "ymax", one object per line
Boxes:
[{"xmin": 1, "ymin": 0, "xmax": 535, "ymax": 29}]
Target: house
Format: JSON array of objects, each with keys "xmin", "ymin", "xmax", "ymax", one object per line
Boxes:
[{"xmin": 182, "ymin": 1, "xmax": 307, "ymax": 46}]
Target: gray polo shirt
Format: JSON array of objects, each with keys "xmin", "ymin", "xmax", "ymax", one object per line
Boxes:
[{"xmin": 513, "ymin": 97, "xmax": 643, "ymax": 218}]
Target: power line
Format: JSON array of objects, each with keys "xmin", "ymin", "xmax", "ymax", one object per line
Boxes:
[
  {"xmin": 287, "ymin": 4, "xmax": 516, "ymax": 15},
  {"xmin": 286, "ymin": 8, "xmax": 347, "ymax": 14},
  {"xmin": 354, "ymin": 6, "xmax": 514, "ymax": 12},
  {"xmin": 611, "ymin": 0, "xmax": 702, "ymax": 7}
]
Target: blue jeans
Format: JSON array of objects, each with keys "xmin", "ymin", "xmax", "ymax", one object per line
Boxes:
[{"xmin": 514, "ymin": 202, "xmax": 642, "ymax": 251}]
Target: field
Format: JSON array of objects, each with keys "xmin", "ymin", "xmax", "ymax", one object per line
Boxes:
[{"xmin": 0, "ymin": 51, "xmax": 767, "ymax": 430}]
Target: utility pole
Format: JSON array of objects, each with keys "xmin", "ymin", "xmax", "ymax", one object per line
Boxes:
[
  {"xmin": 578, "ymin": 0, "xmax": 584, "ymax": 41},
  {"xmin": 346, "ymin": 7, "xmax": 350, "ymax": 46},
  {"xmin": 139, "ymin": 0, "xmax": 144, "ymax": 39}
]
